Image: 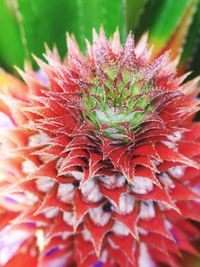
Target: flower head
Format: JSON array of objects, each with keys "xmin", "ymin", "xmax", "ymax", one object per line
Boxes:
[{"xmin": 0, "ymin": 30, "xmax": 200, "ymax": 267}]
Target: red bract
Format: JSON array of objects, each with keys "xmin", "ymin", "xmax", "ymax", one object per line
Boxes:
[{"xmin": 0, "ymin": 30, "xmax": 200, "ymax": 267}]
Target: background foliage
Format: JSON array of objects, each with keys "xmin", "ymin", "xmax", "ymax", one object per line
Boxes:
[{"xmin": 0, "ymin": 0, "xmax": 200, "ymax": 77}]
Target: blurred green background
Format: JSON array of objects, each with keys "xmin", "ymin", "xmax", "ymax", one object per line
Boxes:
[{"xmin": 0, "ymin": 0, "xmax": 200, "ymax": 79}]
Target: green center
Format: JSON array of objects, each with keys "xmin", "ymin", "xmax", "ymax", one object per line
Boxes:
[{"xmin": 82, "ymin": 66, "xmax": 152, "ymax": 141}]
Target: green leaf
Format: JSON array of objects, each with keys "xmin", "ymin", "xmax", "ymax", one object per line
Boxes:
[
  {"xmin": 0, "ymin": 0, "xmax": 25, "ymax": 70},
  {"xmin": 1, "ymin": 0, "xmax": 199, "ymax": 73},
  {"xmin": 0, "ymin": 0, "xmax": 152, "ymax": 70},
  {"xmin": 126, "ymin": 0, "xmax": 148, "ymax": 32},
  {"xmin": 1, "ymin": 0, "xmax": 133, "ymax": 70},
  {"xmin": 148, "ymin": 0, "xmax": 189, "ymax": 42},
  {"xmin": 16, "ymin": 0, "xmax": 126, "ymax": 64},
  {"xmin": 164, "ymin": 0, "xmax": 198, "ymax": 61},
  {"xmin": 135, "ymin": 0, "xmax": 197, "ymax": 58},
  {"xmin": 180, "ymin": 0, "xmax": 200, "ymax": 75}
]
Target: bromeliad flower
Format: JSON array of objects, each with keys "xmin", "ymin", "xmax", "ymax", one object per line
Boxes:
[{"xmin": 0, "ymin": 30, "xmax": 200, "ymax": 267}]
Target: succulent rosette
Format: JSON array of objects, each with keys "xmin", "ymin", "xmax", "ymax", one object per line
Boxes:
[{"xmin": 0, "ymin": 30, "xmax": 200, "ymax": 267}]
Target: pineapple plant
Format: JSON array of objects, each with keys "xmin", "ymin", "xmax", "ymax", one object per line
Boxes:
[{"xmin": 0, "ymin": 1, "xmax": 200, "ymax": 267}]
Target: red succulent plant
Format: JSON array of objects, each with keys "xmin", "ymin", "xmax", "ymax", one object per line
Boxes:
[{"xmin": 0, "ymin": 29, "xmax": 200, "ymax": 267}]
